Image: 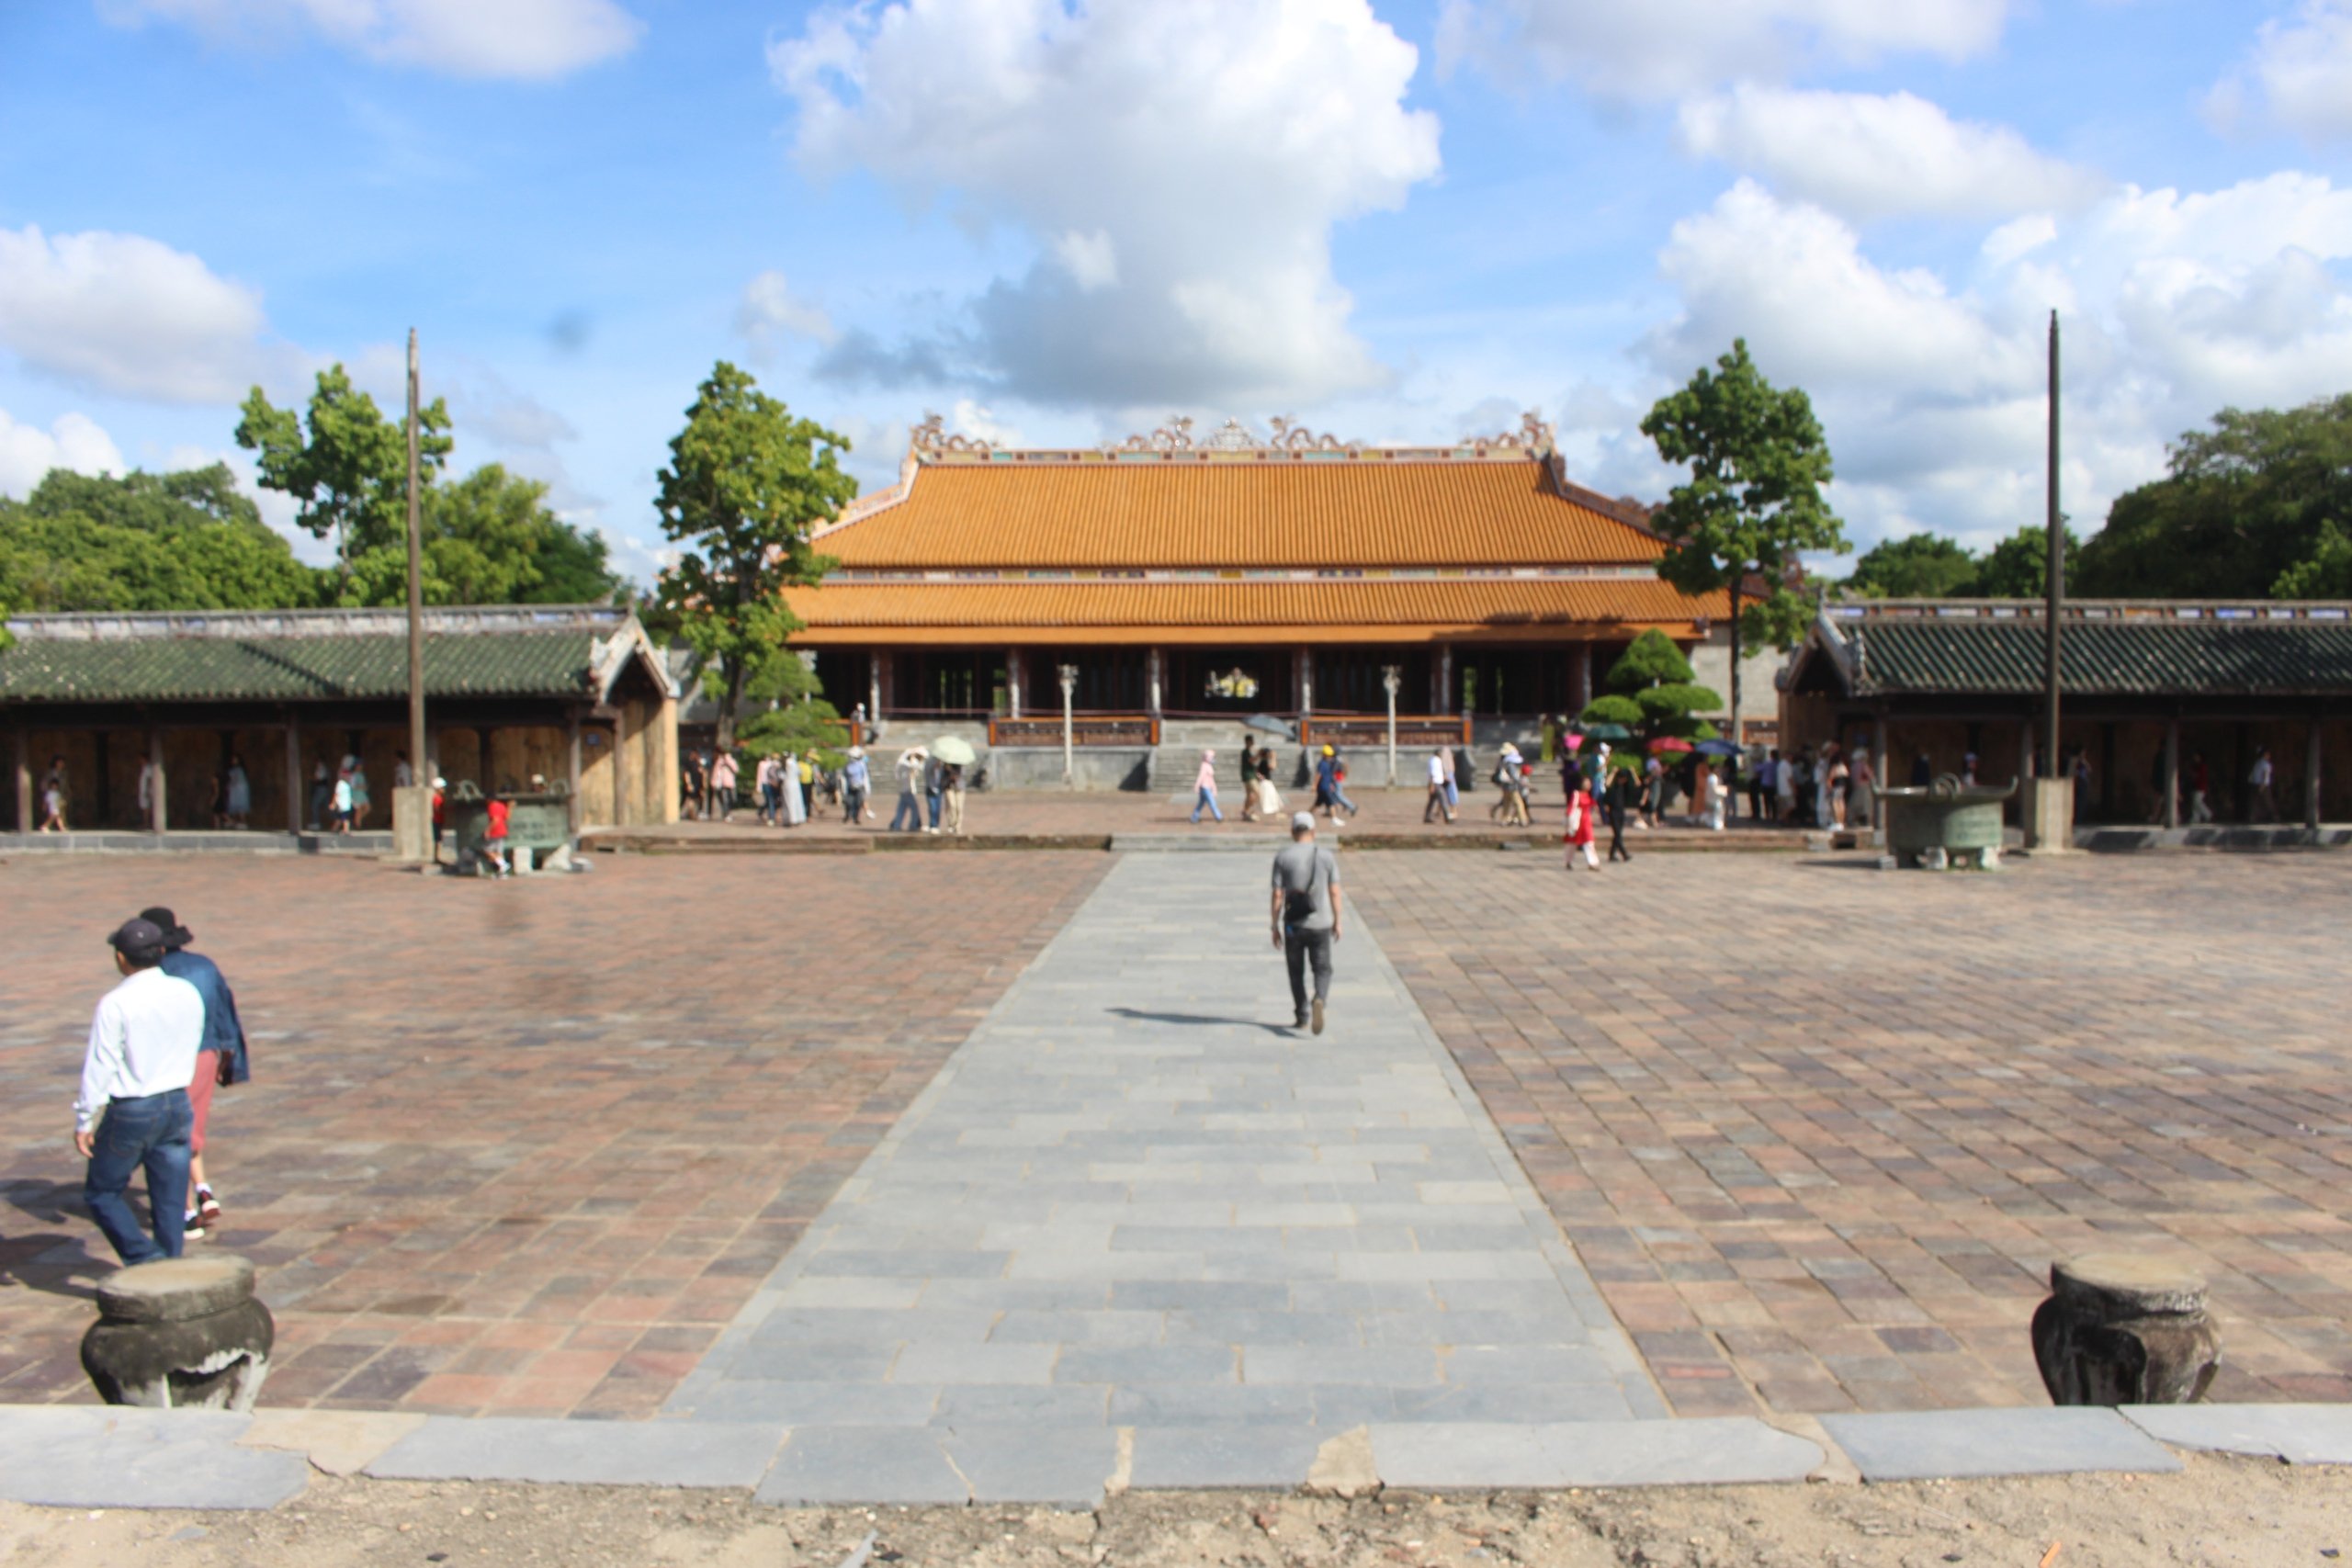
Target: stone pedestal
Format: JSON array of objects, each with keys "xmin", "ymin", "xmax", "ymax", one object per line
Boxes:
[
  {"xmin": 82, "ymin": 1254, "xmax": 274, "ymax": 1412},
  {"xmin": 2022, "ymin": 776, "xmax": 2074, "ymax": 853},
  {"xmin": 2031, "ymin": 1253, "xmax": 2220, "ymax": 1407},
  {"xmin": 390, "ymin": 784, "xmax": 435, "ymax": 863}
]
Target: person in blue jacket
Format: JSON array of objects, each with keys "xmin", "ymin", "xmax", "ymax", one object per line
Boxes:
[{"xmin": 140, "ymin": 907, "xmax": 248, "ymax": 1240}]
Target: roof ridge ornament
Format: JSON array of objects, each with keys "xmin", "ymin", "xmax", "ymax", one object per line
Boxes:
[
  {"xmin": 910, "ymin": 412, "xmax": 997, "ymax": 457},
  {"xmin": 1266, "ymin": 417, "xmax": 1357, "ymax": 453},
  {"xmin": 1459, "ymin": 411, "xmax": 1555, "ymax": 455},
  {"xmin": 1105, "ymin": 415, "xmax": 1198, "ymax": 453}
]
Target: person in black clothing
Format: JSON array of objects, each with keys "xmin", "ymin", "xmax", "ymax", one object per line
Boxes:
[
  {"xmin": 1605, "ymin": 766, "xmax": 1636, "ymax": 863},
  {"xmin": 1909, "ymin": 748, "xmax": 1933, "ymax": 788}
]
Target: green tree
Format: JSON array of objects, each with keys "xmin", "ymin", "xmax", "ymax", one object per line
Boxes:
[
  {"xmin": 2276, "ymin": 520, "xmax": 2352, "ymax": 598},
  {"xmin": 1845, "ymin": 532, "xmax": 1979, "ymax": 598},
  {"xmin": 0, "ymin": 464, "xmax": 322, "ymax": 614},
  {"xmin": 1580, "ymin": 629, "xmax": 1722, "ymax": 749},
  {"xmin": 733, "ymin": 653, "xmax": 848, "ymax": 770},
  {"xmin": 652, "ymin": 363, "xmax": 854, "ymax": 750},
  {"xmin": 336, "ymin": 464, "xmax": 619, "ymax": 608},
  {"xmin": 2076, "ymin": 393, "xmax": 2352, "ymax": 599},
  {"xmin": 1971, "ymin": 523, "xmax": 2082, "ymax": 599},
  {"xmin": 1641, "ymin": 339, "xmax": 1846, "ymax": 751},
  {"xmin": 235, "ymin": 364, "xmax": 452, "ymax": 571}
]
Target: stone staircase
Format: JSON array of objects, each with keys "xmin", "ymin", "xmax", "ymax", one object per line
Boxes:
[{"xmin": 1148, "ymin": 718, "xmax": 1267, "ymax": 796}]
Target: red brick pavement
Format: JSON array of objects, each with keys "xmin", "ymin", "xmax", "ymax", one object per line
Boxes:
[
  {"xmin": 0, "ymin": 852, "xmax": 1104, "ymax": 1417},
  {"xmin": 1348, "ymin": 851, "xmax": 2352, "ymax": 1416}
]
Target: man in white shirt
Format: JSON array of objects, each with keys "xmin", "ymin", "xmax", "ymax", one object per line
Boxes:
[{"xmin": 76, "ymin": 918, "xmax": 206, "ymax": 1265}]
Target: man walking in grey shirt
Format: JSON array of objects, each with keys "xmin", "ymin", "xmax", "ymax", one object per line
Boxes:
[{"xmin": 1271, "ymin": 810, "xmax": 1342, "ymax": 1034}]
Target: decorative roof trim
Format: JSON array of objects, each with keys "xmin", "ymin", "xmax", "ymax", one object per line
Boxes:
[
  {"xmin": 901, "ymin": 410, "xmax": 1559, "ymax": 467},
  {"xmin": 1826, "ymin": 598, "xmax": 2352, "ymax": 623},
  {"xmin": 3, "ymin": 604, "xmax": 632, "ymax": 644},
  {"xmin": 820, "ymin": 565, "xmax": 1666, "ymax": 583}
]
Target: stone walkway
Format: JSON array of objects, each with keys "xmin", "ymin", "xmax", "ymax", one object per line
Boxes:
[{"xmin": 670, "ymin": 852, "xmax": 1660, "ymax": 1498}]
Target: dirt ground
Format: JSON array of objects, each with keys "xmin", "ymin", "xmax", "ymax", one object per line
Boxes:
[{"xmin": 2, "ymin": 1453, "xmax": 2345, "ymax": 1568}]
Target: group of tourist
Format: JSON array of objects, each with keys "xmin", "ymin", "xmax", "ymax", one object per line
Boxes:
[
  {"xmin": 888, "ymin": 745, "xmax": 969, "ymax": 834},
  {"xmin": 73, "ymin": 907, "xmax": 251, "ymax": 1267},
  {"xmin": 29, "ymin": 750, "xmax": 416, "ymax": 834},
  {"xmin": 1751, "ymin": 743, "xmax": 1873, "ymax": 829}
]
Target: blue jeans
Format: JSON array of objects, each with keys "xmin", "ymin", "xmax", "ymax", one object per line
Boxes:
[
  {"xmin": 890, "ymin": 789, "xmax": 923, "ymax": 830},
  {"xmin": 85, "ymin": 1089, "xmax": 192, "ymax": 1265},
  {"xmin": 926, "ymin": 791, "xmax": 943, "ymax": 829},
  {"xmin": 1192, "ymin": 787, "xmax": 1223, "ymax": 823}
]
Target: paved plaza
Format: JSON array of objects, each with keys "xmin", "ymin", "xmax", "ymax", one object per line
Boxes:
[{"xmin": 3, "ymin": 837, "xmax": 2348, "ymax": 1447}]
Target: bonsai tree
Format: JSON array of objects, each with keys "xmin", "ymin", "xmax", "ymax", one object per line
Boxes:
[
  {"xmin": 1580, "ymin": 629, "xmax": 1722, "ymax": 750},
  {"xmin": 730, "ymin": 649, "xmax": 848, "ymax": 772}
]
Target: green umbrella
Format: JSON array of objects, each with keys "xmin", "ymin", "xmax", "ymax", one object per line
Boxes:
[{"xmin": 1576, "ymin": 723, "xmax": 1634, "ymax": 741}]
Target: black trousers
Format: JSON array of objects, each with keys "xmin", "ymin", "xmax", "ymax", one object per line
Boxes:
[
  {"xmin": 1283, "ymin": 925, "xmax": 1334, "ymax": 1019},
  {"xmin": 1609, "ymin": 816, "xmax": 1631, "ymax": 862}
]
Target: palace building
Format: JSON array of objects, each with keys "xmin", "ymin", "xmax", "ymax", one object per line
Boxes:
[{"xmin": 783, "ymin": 414, "xmax": 1749, "ymax": 779}]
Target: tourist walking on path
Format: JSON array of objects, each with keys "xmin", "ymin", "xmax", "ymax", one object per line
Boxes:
[
  {"xmin": 1423, "ymin": 747, "xmax": 1454, "ymax": 823},
  {"xmin": 1253, "ymin": 745, "xmax": 1281, "ymax": 818},
  {"xmin": 1313, "ymin": 746, "xmax": 1357, "ymax": 820},
  {"xmin": 890, "ymin": 747, "xmax": 928, "ymax": 832},
  {"xmin": 39, "ymin": 756, "xmax": 69, "ymax": 831},
  {"xmin": 331, "ymin": 766, "xmax": 354, "ymax": 834},
  {"xmin": 141, "ymin": 908, "xmax": 246, "ymax": 1241},
  {"xmin": 2249, "ymin": 747, "xmax": 2277, "ymax": 822},
  {"xmin": 1238, "ymin": 738, "xmax": 1258, "ymax": 821},
  {"xmin": 348, "ymin": 758, "xmax": 373, "ymax": 829},
  {"xmin": 1749, "ymin": 750, "xmax": 1774, "ymax": 822},
  {"xmin": 1270, "ymin": 811, "xmax": 1341, "ymax": 1034},
  {"xmin": 1605, "ymin": 766, "xmax": 1635, "ymax": 862},
  {"xmin": 1776, "ymin": 750, "xmax": 1799, "ymax": 823},
  {"xmin": 754, "ymin": 754, "xmax": 777, "ymax": 824},
  {"xmin": 224, "ymin": 755, "xmax": 251, "ymax": 829},
  {"xmin": 842, "ymin": 747, "xmax": 870, "ymax": 823},
  {"xmin": 76, "ymin": 918, "xmax": 205, "ymax": 1266},
  {"xmin": 942, "ymin": 761, "xmax": 967, "ymax": 835},
  {"xmin": 1851, "ymin": 747, "xmax": 1876, "ymax": 829},
  {"xmin": 481, "ymin": 795, "xmax": 513, "ymax": 875},
  {"xmin": 1439, "ymin": 744, "xmax": 1459, "ymax": 817},
  {"xmin": 681, "ymin": 756, "xmax": 703, "ymax": 821},
  {"xmin": 1191, "ymin": 750, "xmax": 1224, "ymax": 824},
  {"xmin": 2188, "ymin": 752, "xmax": 2214, "ymax": 823},
  {"xmin": 784, "ymin": 752, "xmax": 808, "ymax": 827},
  {"xmin": 710, "ymin": 750, "xmax": 739, "ymax": 820},
  {"xmin": 1564, "ymin": 774, "xmax": 1600, "ymax": 871},
  {"xmin": 923, "ymin": 751, "xmax": 945, "ymax": 833},
  {"xmin": 1826, "ymin": 746, "xmax": 1849, "ymax": 829}
]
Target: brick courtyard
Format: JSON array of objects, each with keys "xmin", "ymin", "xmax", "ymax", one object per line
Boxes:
[
  {"xmin": 3, "ymin": 844, "xmax": 2347, "ymax": 1425},
  {"xmin": 1349, "ymin": 849, "xmax": 2352, "ymax": 1415},
  {"xmin": 0, "ymin": 852, "xmax": 1105, "ymax": 1417}
]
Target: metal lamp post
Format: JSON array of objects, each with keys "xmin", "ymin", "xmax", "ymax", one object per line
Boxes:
[
  {"xmin": 1057, "ymin": 663, "xmax": 1079, "ymax": 788},
  {"xmin": 1382, "ymin": 666, "xmax": 1402, "ymax": 786}
]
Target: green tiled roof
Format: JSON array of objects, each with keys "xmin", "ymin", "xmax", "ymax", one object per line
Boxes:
[
  {"xmin": 0, "ymin": 630, "xmax": 599, "ymax": 704},
  {"xmin": 1852, "ymin": 618, "xmax": 2352, "ymax": 696}
]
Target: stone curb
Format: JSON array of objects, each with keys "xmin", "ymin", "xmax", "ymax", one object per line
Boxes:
[{"xmin": 8, "ymin": 1403, "xmax": 2322, "ymax": 1509}]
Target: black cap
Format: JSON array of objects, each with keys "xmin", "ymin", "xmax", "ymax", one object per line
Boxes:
[
  {"xmin": 107, "ymin": 918, "xmax": 168, "ymax": 963},
  {"xmin": 137, "ymin": 907, "xmax": 194, "ymax": 950}
]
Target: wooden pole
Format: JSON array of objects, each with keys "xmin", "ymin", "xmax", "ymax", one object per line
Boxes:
[
  {"xmin": 566, "ymin": 707, "xmax": 583, "ymax": 838},
  {"xmin": 405, "ymin": 330, "xmax": 428, "ymax": 788},
  {"xmin": 285, "ymin": 716, "xmax": 304, "ymax": 833},
  {"xmin": 2163, "ymin": 717, "xmax": 2180, "ymax": 831},
  {"xmin": 2042, "ymin": 310, "xmax": 2064, "ymax": 781},
  {"xmin": 13, "ymin": 725, "xmax": 31, "ymax": 834},
  {"xmin": 2307, "ymin": 716, "xmax": 2324, "ymax": 830},
  {"xmin": 612, "ymin": 707, "xmax": 633, "ymax": 827}
]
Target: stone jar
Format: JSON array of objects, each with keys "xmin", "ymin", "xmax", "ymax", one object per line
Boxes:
[
  {"xmin": 82, "ymin": 1253, "xmax": 274, "ymax": 1411},
  {"xmin": 2030, "ymin": 1253, "xmax": 2221, "ymax": 1407}
]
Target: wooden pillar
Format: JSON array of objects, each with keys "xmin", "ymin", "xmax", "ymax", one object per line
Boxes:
[
  {"xmin": 869, "ymin": 654, "xmax": 887, "ymax": 726},
  {"xmin": 1146, "ymin": 647, "xmax": 1163, "ymax": 720},
  {"xmin": 2163, "ymin": 717, "xmax": 2180, "ymax": 830},
  {"xmin": 1573, "ymin": 643, "xmax": 1593, "ymax": 715},
  {"xmin": 2307, "ymin": 716, "xmax": 2324, "ymax": 830},
  {"xmin": 566, "ymin": 707, "xmax": 583, "ymax": 838},
  {"xmin": 1006, "ymin": 648, "xmax": 1023, "ymax": 718},
  {"xmin": 2019, "ymin": 719, "xmax": 2036, "ymax": 788},
  {"xmin": 148, "ymin": 727, "xmax": 167, "ymax": 834},
  {"xmin": 12, "ymin": 728, "xmax": 30, "ymax": 841},
  {"xmin": 284, "ymin": 716, "xmax": 304, "ymax": 833},
  {"xmin": 1297, "ymin": 649, "xmax": 1314, "ymax": 717},
  {"xmin": 611, "ymin": 707, "xmax": 633, "ymax": 827},
  {"xmin": 660, "ymin": 695, "xmax": 682, "ymax": 824},
  {"xmin": 1437, "ymin": 644, "xmax": 1454, "ymax": 716}
]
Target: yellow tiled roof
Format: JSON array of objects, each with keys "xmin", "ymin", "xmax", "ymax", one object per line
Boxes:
[
  {"xmin": 817, "ymin": 458, "xmax": 1662, "ymax": 570},
  {"xmin": 783, "ymin": 578, "xmax": 1722, "ymax": 645}
]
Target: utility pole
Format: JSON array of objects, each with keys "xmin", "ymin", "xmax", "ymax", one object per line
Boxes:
[
  {"xmin": 2042, "ymin": 310, "xmax": 2062, "ymax": 781},
  {"xmin": 393, "ymin": 328, "xmax": 432, "ymax": 863}
]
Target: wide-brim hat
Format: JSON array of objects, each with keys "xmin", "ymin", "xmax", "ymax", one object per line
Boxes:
[
  {"xmin": 108, "ymin": 917, "xmax": 168, "ymax": 962},
  {"xmin": 136, "ymin": 907, "xmax": 194, "ymax": 950}
]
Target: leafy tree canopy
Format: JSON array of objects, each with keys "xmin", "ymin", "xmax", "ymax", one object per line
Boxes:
[
  {"xmin": 1603, "ymin": 628, "xmax": 1696, "ymax": 691},
  {"xmin": 734, "ymin": 657, "xmax": 848, "ymax": 770},
  {"xmin": 2076, "ymin": 393, "xmax": 2352, "ymax": 599},
  {"xmin": 0, "ymin": 464, "xmax": 322, "ymax": 615},
  {"xmin": 1582, "ymin": 630, "xmax": 1721, "ymax": 744},
  {"xmin": 1642, "ymin": 338, "xmax": 1848, "ymax": 650},
  {"xmin": 236, "ymin": 364, "xmax": 452, "ymax": 569},
  {"xmin": 1844, "ymin": 532, "xmax": 1981, "ymax": 598},
  {"xmin": 336, "ymin": 464, "xmax": 619, "ymax": 609},
  {"xmin": 652, "ymin": 362, "xmax": 854, "ymax": 750},
  {"xmin": 1971, "ymin": 523, "xmax": 2083, "ymax": 599}
]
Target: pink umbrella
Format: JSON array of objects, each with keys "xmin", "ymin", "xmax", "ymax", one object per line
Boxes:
[
  {"xmin": 1562, "ymin": 733, "xmax": 1583, "ymax": 750},
  {"xmin": 1649, "ymin": 737, "xmax": 1694, "ymax": 753}
]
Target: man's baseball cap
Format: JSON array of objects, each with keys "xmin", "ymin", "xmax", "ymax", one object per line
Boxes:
[
  {"xmin": 1290, "ymin": 811, "xmax": 1316, "ymax": 832},
  {"xmin": 107, "ymin": 918, "xmax": 168, "ymax": 962}
]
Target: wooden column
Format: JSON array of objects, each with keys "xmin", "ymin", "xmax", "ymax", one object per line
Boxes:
[
  {"xmin": 2163, "ymin": 718, "xmax": 2180, "ymax": 830},
  {"xmin": 869, "ymin": 655, "xmax": 886, "ymax": 727},
  {"xmin": 148, "ymin": 727, "xmax": 167, "ymax": 834},
  {"xmin": 611, "ymin": 707, "xmax": 633, "ymax": 827},
  {"xmin": 2019, "ymin": 719, "xmax": 2036, "ymax": 787},
  {"xmin": 1297, "ymin": 649, "xmax": 1314, "ymax": 717},
  {"xmin": 1006, "ymin": 648, "xmax": 1023, "ymax": 718},
  {"xmin": 1436, "ymin": 645, "xmax": 1454, "ymax": 716},
  {"xmin": 1573, "ymin": 643, "xmax": 1593, "ymax": 715},
  {"xmin": 566, "ymin": 707, "xmax": 583, "ymax": 838},
  {"xmin": 1146, "ymin": 648, "xmax": 1163, "ymax": 720},
  {"xmin": 2307, "ymin": 716, "xmax": 2324, "ymax": 830},
  {"xmin": 12, "ymin": 728, "xmax": 30, "ymax": 841},
  {"xmin": 284, "ymin": 716, "xmax": 304, "ymax": 833}
]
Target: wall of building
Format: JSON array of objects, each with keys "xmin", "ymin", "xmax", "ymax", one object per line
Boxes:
[
  {"xmin": 1690, "ymin": 631, "xmax": 1794, "ymax": 743},
  {"xmin": 985, "ymin": 746, "xmax": 1150, "ymax": 791}
]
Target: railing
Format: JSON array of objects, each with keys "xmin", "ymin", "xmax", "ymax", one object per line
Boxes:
[
  {"xmin": 1299, "ymin": 714, "xmax": 1471, "ymax": 749},
  {"xmin": 988, "ymin": 715, "xmax": 1160, "ymax": 748}
]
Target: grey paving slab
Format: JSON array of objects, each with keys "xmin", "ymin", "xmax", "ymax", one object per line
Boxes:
[
  {"xmin": 369, "ymin": 1416, "xmax": 784, "ymax": 1487},
  {"xmin": 1822, "ymin": 1409, "xmax": 2186, "ymax": 1482},
  {"xmin": 941, "ymin": 1425, "xmax": 1121, "ymax": 1506},
  {"xmin": 0, "ymin": 1407, "xmax": 309, "ymax": 1510},
  {"xmin": 1371, "ymin": 1418, "xmax": 1822, "ymax": 1489},
  {"xmin": 2123, "ymin": 1403, "xmax": 2352, "ymax": 1464},
  {"xmin": 677, "ymin": 852, "xmax": 1660, "ymax": 1474},
  {"xmin": 1129, "ymin": 1426, "xmax": 1327, "ymax": 1489}
]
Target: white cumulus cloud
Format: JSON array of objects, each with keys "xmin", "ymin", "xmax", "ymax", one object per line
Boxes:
[
  {"xmin": 99, "ymin": 0, "xmax": 642, "ymax": 80},
  {"xmin": 1436, "ymin": 0, "xmax": 2014, "ymax": 102},
  {"xmin": 0, "ymin": 225, "xmax": 294, "ymax": 405},
  {"xmin": 2209, "ymin": 0, "xmax": 2352, "ymax": 145},
  {"xmin": 735, "ymin": 270, "xmax": 839, "ymax": 357},
  {"xmin": 0, "ymin": 410, "xmax": 127, "ymax": 499},
  {"xmin": 1678, "ymin": 87, "xmax": 2105, "ymax": 221},
  {"xmin": 1645, "ymin": 172, "xmax": 2352, "ymax": 551},
  {"xmin": 770, "ymin": 0, "xmax": 1442, "ymax": 409}
]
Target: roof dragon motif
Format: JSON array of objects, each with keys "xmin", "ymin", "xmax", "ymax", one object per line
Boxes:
[
  {"xmin": 1460, "ymin": 410, "xmax": 1555, "ymax": 456},
  {"xmin": 1104, "ymin": 416, "xmax": 1198, "ymax": 453},
  {"xmin": 910, "ymin": 412, "xmax": 998, "ymax": 457}
]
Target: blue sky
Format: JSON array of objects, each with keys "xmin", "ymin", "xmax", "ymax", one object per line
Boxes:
[{"xmin": 2, "ymin": 0, "xmax": 2347, "ymax": 586}]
